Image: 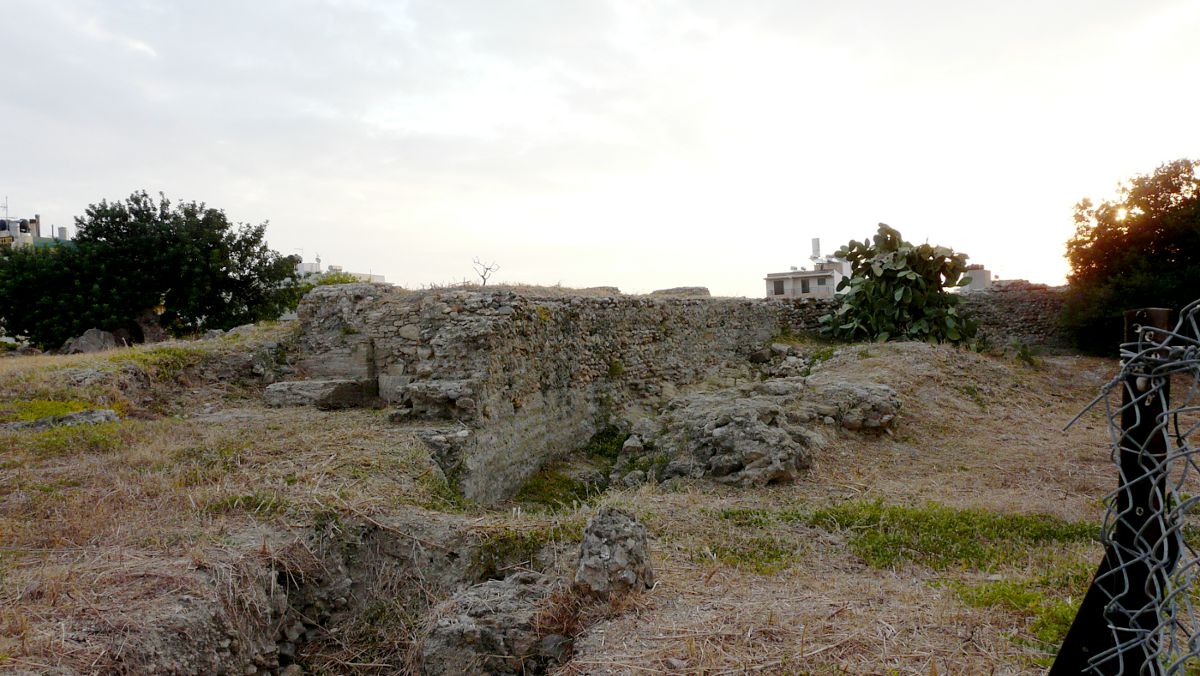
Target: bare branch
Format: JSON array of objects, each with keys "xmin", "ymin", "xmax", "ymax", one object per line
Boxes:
[{"xmin": 472, "ymin": 257, "xmax": 500, "ymax": 286}]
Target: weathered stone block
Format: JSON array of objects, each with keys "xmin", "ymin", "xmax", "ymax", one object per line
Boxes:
[
  {"xmin": 420, "ymin": 571, "xmax": 560, "ymax": 676},
  {"xmin": 574, "ymin": 507, "xmax": 654, "ymax": 599},
  {"xmin": 264, "ymin": 380, "xmax": 367, "ymax": 410},
  {"xmin": 61, "ymin": 328, "xmax": 118, "ymax": 354}
]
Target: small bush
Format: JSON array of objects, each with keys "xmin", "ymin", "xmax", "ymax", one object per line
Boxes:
[
  {"xmin": 315, "ymin": 271, "xmax": 362, "ymax": 286},
  {"xmin": 820, "ymin": 224, "xmax": 977, "ymax": 344},
  {"xmin": 1012, "ymin": 341, "xmax": 1042, "ymax": 369},
  {"xmin": 607, "ymin": 360, "xmax": 625, "ymax": 378}
]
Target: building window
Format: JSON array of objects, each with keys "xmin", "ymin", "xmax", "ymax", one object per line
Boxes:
[
  {"xmin": 817, "ymin": 277, "xmax": 826, "ymax": 286},
  {"xmin": 772, "ymin": 280, "xmax": 784, "ymax": 295}
]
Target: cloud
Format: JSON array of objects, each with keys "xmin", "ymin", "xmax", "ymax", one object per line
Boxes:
[{"xmin": 3, "ymin": 0, "xmax": 1199, "ymax": 295}]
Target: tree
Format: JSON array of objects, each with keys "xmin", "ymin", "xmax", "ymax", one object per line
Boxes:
[
  {"xmin": 1063, "ymin": 159, "xmax": 1200, "ymax": 354},
  {"xmin": 819, "ymin": 223, "xmax": 977, "ymax": 344},
  {"xmin": 0, "ymin": 191, "xmax": 300, "ymax": 348},
  {"xmin": 472, "ymin": 257, "xmax": 499, "ymax": 286}
]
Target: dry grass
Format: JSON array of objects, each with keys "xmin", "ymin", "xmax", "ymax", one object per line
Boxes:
[
  {"xmin": 560, "ymin": 343, "xmax": 1128, "ymax": 675},
  {"xmin": 0, "ymin": 326, "xmax": 463, "ymax": 670},
  {"xmin": 0, "ymin": 330, "xmax": 1157, "ymax": 674}
]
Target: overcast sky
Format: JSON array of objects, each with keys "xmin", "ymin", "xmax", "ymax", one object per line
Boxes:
[{"xmin": 4, "ymin": 0, "xmax": 1199, "ymax": 296}]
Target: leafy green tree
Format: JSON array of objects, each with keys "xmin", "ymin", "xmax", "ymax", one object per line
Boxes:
[
  {"xmin": 1063, "ymin": 159, "xmax": 1200, "ymax": 354},
  {"xmin": 0, "ymin": 191, "xmax": 300, "ymax": 348},
  {"xmin": 819, "ymin": 223, "xmax": 977, "ymax": 343}
]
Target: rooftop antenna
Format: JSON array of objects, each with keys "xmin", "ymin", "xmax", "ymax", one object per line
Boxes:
[{"xmin": 1, "ymin": 196, "xmax": 8, "ymax": 219}]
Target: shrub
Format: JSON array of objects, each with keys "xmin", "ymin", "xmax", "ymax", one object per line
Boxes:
[{"xmin": 819, "ymin": 224, "xmax": 977, "ymax": 344}]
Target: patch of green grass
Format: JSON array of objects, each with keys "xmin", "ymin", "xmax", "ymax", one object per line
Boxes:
[
  {"xmin": 513, "ymin": 464, "xmax": 597, "ymax": 510},
  {"xmin": 956, "ymin": 384, "xmax": 988, "ymax": 412},
  {"xmin": 0, "ymin": 398, "xmax": 94, "ymax": 423},
  {"xmin": 954, "ymin": 562, "xmax": 1094, "ymax": 648},
  {"xmin": 799, "ymin": 345, "xmax": 837, "ymax": 376},
  {"xmin": 809, "ymin": 346, "xmax": 837, "ymax": 363},
  {"xmin": 173, "ymin": 440, "xmax": 250, "ymax": 468},
  {"xmin": 620, "ymin": 452, "xmax": 669, "ymax": 478},
  {"xmin": 583, "ymin": 425, "xmax": 626, "ymax": 462},
  {"xmin": 857, "ymin": 348, "xmax": 876, "ymax": 359},
  {"xmin": 957, "ymin": 577, "xmax": 1078, "ymax": 647},
  {"xmin": 8, "ymin": 421, "xmax": 128, "ymax": 458},
  {"xmin": 717, "ymin": 507, "xmax": 774, "ymax": 528},
  {"xmin": 204, "ymin": 490, "xmax": 287, "ymax": 516},
  {"xmin": 414, "ymin": 470, "xmax": 469, "ymax": 512},
  {"xmin": 768, "ymin": 329, "xmax": 834, "ymax": 346},
  {"xmin": 1012, "ymin": 341, "xmax": 1043, "ymax": 369},
  {"xmin": 114, "ymin": 345, "xmax": 206, "ymax": 380},
  {"xmin": 698, "ymin": 534, "xmax": 802, "ymax": 575},
  {"xmin": 797, "ymin": 500, "xmax": 1097, "ymax": 570},
  {"xmin": 607, "ymin": 359, "xmax": 625, "ymax": 378},
  {"xmin": 472, "ymin": 521, "xmax": 584, "ymax": 579}
]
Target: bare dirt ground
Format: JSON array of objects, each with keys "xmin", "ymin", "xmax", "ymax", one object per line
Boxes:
[{"xmin": 1, "ymin": 329, "xmax": 1129, "ymax": 674}]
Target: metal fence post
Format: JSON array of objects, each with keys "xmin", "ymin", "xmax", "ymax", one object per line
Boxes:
[{"xmin": 1051, "ymin": 308, "xmax": 1175, "ymax": 675}]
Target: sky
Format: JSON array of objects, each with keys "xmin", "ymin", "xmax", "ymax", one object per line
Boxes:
[{"xmin": 4, "ymin": 0, "xmax": 1200, "ymax": 297}]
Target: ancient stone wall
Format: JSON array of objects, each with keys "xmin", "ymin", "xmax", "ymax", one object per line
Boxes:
[
  {"xmin": 958, "ymin": 284, "xmax": 1069, "ymax": 349},
  {"xmin": 295, "ymin": 283, "xmax": 1067, "ymax": 503},
  {"xmin": 296, "ymin": 285, "xmax": 835, "ymax": 503}
]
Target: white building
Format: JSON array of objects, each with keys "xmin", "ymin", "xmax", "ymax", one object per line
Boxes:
[
  {"xmin": 962, "ymin": 264, "xmax": 993, "ymax": 291},
  {"xmin": 294, "ymin": 255, "xmax": 386, "ymax": 283},
  {"xmin": 764, "ymin": 238, "xmax": 850, "ymax": 299}
]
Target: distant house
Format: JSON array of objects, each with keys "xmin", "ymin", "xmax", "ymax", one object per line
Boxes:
[
  {"xmin": 961, "ymin": 264, "xmax": 993, "ymax": 292},
  {"xmin": 764, "ymin": 260, "xmax": 849, "ymax": 299},
  {"xmin": 764, "ymin": 238, "xmax": 850, "ymax": 299},
  {"xmin": 294, "ymin": 255, "xmax": 386, "ymax": 283}
]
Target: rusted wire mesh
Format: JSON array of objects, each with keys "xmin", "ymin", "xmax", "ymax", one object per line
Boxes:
[{"xmin": 1067, "ymin": 300, "xmax": 1200, "ymax": 674}]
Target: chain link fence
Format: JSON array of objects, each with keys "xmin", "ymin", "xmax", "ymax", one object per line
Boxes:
[{"xmin": 1053, "ymin": 301, "xmax": 1200, "ymax": 674}]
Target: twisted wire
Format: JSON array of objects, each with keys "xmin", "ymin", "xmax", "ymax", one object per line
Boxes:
[{"xmin": 1069, "ymin": 300, "xmax": 1200, "ymax": 674}]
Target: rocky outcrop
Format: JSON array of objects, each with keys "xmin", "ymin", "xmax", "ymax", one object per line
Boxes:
[
  {"xmin": 419, "ymin": 508, "xmax": 654, "ymax": 674},
  {"xmin": 420, "ymin": 571, "xmax": 560, "ymax": 675},
  {"xmin": 609, "ymin": 377, "xmax": 899, "ymax": 487},
  {"xmin": 574, "ymin": 508, "xmax": 654, "ymax": 599},
  {"xmin": 61, "ymin": 328, "xmax": 119, "ymax": 354},
  {"xmin": 649, "ymin": 382, "xmax": 822, "ymax": 486}
]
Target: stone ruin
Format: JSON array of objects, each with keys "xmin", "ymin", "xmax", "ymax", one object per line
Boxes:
[
  {"xmin": 285, "ymin": 284, "xmax": 890, "ymax": 504},
  {"xmin": 421, "ymin": 507, "xmax": 655, "ymax": 674}
]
